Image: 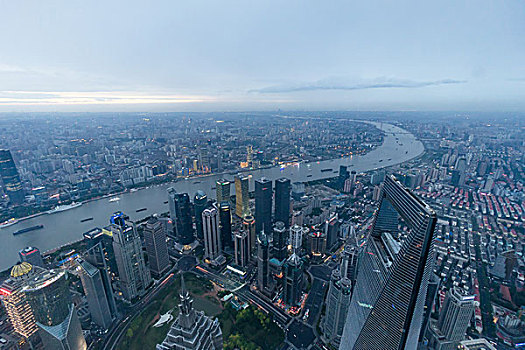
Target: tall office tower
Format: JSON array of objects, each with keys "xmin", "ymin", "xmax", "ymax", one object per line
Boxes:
[
  {"xmin": 203, "ymin": 204, "xmax": 222, "ymax": 261},
  {"xmin": 84, "ymin": 227, "xmax": 118, "ymax": 275},
  {"xmin": 341, "ymin": 175, "xmax": 437, "ymax": 350},
  {"xmin": 0, "ymin": 149, "xmax": 24, "ymax": 204},
  {"xmin": 282, "ymin": 253, "xmax": 304, "ymax": 306},
  {"xmin": 325, "ymin": 214, "xmax": 340, "ymax": 250},
  {"xmin": 243, "ymin": 215, "xmax": 256, "ymax": 251},
  {"xmin": 19, "ymin": 246, "xmax": 44, "ymax": 267},
  {"xmin": 274, "ymin": 178, "xmax": 291, "ymax": 227},
  {"xmin": 157, "ymin": 275, "xmax": 223, "ymax": 350},
  {"xmin": 338, "ymin": 165, "xmax": 349, "ymax": 190},
  {"xmin": 257, "ymin": 230, "xmax": 270, "ymax": 291},
  {"xmin": 25, "ymin": 269, "xmax": 87, "ymax": 350},
  {"xmin": 76, "ymin": 257, "xmax": 114, "ymax": 329},
  {"xmin": 234, "ymin": 174, "xmax": 250, "ymax": 218},
  {"xmin": 215, "ymin": 179, "xmax": 231, "ymax": 204},
  {"xmin": 234, "ymin": 230, "xmax": 250, "ymax": 268},
  {"xmin": 428, "ymin": 287, "xmax": 475, "ymax": 350},
  {"xmin": 0, "ymin": 263, "xmax": 42, "ymax": 342},
  {"xmin": 272, "ymin": 221, "xmax": 288, "ymax": 262},
  {"xmin": 219, "ymin": 202, "xmax": 233, "ymax": 249},
  {"xmin": 194, "ymin": 190, "xmax": 208, "ymax": 240},
  {"xmin": 143, "ymin": 216, "xmax": 170, "ymax": 278},
  {"xmin": 110, "ymin": 212, "xmax": 152, "ymax": 301},
  {"xmin": 340, "ymin": 244, "xmax": 358, "ymax": 283},
  {"xmin": 323, "ymin": 269, "xmax": 352, "ymax": 347},
  {"xmin": 419, "ymin": 272, "xmax": 441, "ymax": 345},
  {"xmin": 307, "ymin": 231, "xmax": 327, "ymax": 257},
  {"xmin": 255, "ymin": 177, "xmax": 272, "ymax": 236},
  {"xmin": 168, "ymin": 190, "xmax": 195, "ymax": 245},
  {"xmin": 289, "ymin": 224, "xmax": 303, "ymax": 254},
  {"xmin": 246, "ymin": 145, "xmax": 254, "ymax": 167}
]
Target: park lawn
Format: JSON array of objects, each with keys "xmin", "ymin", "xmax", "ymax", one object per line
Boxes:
[{"xmin": 117, "ymin": 273, "xmax": 222, "ymax": 350}]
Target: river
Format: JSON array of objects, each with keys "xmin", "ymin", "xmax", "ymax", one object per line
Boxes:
[{"xmin": 0, "ymin": 121, "xmax": 423, "ymax": 270}]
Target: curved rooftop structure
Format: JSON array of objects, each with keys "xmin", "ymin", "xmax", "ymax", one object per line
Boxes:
[{"xmin": 10, "ymin": 262, "xmax": 33, "ymax": 278}]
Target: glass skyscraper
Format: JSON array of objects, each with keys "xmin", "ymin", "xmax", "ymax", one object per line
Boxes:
[{"xmin": 0, "ymin": 149, "xmax": 24, "ymax": 204}]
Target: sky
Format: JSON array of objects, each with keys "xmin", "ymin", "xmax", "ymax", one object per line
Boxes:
[{"xmin": 1, "ymin": 0, "xmax": 525, "ymax": 112}]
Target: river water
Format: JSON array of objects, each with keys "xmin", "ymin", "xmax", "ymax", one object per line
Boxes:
[{"xmin": 0, "ymin": 121, "xmax": 423, "ymax": 270}]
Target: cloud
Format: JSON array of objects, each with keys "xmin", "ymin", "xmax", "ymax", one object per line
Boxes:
[
  {"xmin": 0, "ymin": 91, "xmax": 213, "ymax": 106},
  {"xmin": 251, "ymin": 77, "xmax": 466, "ymax": 93}
]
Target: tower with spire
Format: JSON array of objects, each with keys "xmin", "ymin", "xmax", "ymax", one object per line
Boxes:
[{"xmin": 157, "ymin": 274, "xmax": 223, "ymax": 350}]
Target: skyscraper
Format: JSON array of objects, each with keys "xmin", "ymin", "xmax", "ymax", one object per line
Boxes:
[
  {"xmin": 167, "ymin": 189, "xmax": 195, "ymax": 245},
  {"xmin": 242, "ymin": 214, "xmax": 256, "ymax": 252},
  {"xmin": 325, "ymin": 214, "xmax": 340, "ymax": 249},
  {"xmin": 234, "ymin": 230, "xmax": 250, "ymax": 268},
  {"xmin": 0, "ymin": 149, "xmax": 24, "ymax": 204},
  {"xmin": 203, "ymin": 204, "xmax": 222, "ymax": 261},
  {"xmin": 338, "ymin": 165, "xmax": 349, "ymax": 190},
  {"xmin": 428, "ymin": 287, "xmax": 475, "ymax": 350},
  {"xmin": 255, "ymin": 177, "xmax": 272, "ymax": 236},
  {"xmin": 24, "ymin": 269, "xmax": 87, "ymax": 350},
  {"xmin": 157, "ymin": 275, "xmax": 223, "ymax": 350},
  {"xmin": 76, "ymin": 257, "xmax": 114, "ymax": 329},
  {"xmin": 18, "ymin": 246, "xmax": 44, "ymax": 268},
  {"xmin": 110, "ymin": 212, "xmax": 152, "ymax": 301},
  {"xmin": 274, "ymin": 178, "xmax": 291, "ymax": 227},
  {"xmin": 235, "ymin": 174, "xmax": 250, "ymax": 218},
  {"xmin": 289, "ymin": 224, "xmax": 304, "ymax": 254},
  {"xmin": 272, "ymin": 221, "xmax": 288, "ymax": 262},
  {"xmin": 219, "ymin": 202, "xmax": 233, "ymax": 250},
  {"xmin": 257, "ymin": 230, "xmax": 270, "ymax": 292},
  {"xmin": 341, "ymin": 175, "xmax": 437, "ymax": 350},
  {"xmin": 215, "ymin": 179, "xmax": 231, "ymax": 204},
  {"xmin": 0, "ymin": 263, "xmax": 42, "ymax": 341},
  {"xmin": 194, "ymin": 190, "xmax": 208, "ymax": 240},
  {"xmin": 282, "ymin": 253, "xmax": 304, "ymax": 306},
  {"xmin": 143, "ymin": 216, "xmax": 170, "ymax": 278},
  {"xmin": 323, "ymin": 269, "xmax": 352, "ymax": 347}
]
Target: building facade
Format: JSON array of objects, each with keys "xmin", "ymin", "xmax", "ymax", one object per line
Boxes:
[{"xmin": 143, "ymin": 216, "xmax": 170, "ymax": 278}]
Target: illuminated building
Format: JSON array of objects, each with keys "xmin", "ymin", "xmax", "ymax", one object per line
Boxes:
[
  {"xmin": 110, "ymin": 212, "xmax": 152, "ymax": 301},
  {"xmin": 144, "ymin": 216, "xmax": 170, "ymax": 278},
  {"xmin": 24, "ymin": 269, "xmax": 87, "ymax": 350},
  {"xmin": 0, "ymin": 149, "xmax": 24, "ymax": 204},
  {"xmin": 341, "ymin": 175, "xmax": 437, "ymax": 350},
  {"xmin": 274, "ymin": 178, "xmax": 291, "ymax": 227},
  {"xmin": 307, "ymin": 231, "xmax": 327, "ymax": 256},
  {"xmin": 234, "ymin": 174, "xmax": 250, "ymax": 218},
  {"xmin": 282, "ymin": 253, "xmax": 304, "ymax": 307},
  {"xmin": 0, "ymin": 263, "xmax": 42, "ymax": 342},
  {"xmin": 157, "ymin": 275, "xmax": 222, "ymax": 350},
  {"xmin": 215, "ymin": 179, "xmax": 231, "ymax": 204},
  {"xmin": 19, "ymin": 246, "xmax": 44, "ymax": 268},
  {"xmin": 255, "ymin": 177, "xmax": 272, "ymax": 236}
]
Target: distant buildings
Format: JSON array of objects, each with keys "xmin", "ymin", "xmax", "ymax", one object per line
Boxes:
[
  {"xmin": 202, "ymin": 204, "xmax": 222, "ymax": 262},
  {"xmin": 234, "ymin": 174, "xmax": 250, "ymax": 218},
  {"xmin": 143, "ymin": 216, "xmax": 170, "ymax": 278},
  {"xmin": 0, "ymin": 149, "xmax": 24, "ymax": 204},
  {"xmin": 255, "ymin": 177, "xmax": 272, "ymax": 236},
  {"xmin": 157, "ymin": 275, "xmax": 222, "ymax": 350},
  {"xmin": 110, "ymin": 212, "xmax": 152, "ymax": 301},
  {"xmin": 274, "ymin": 178, "xmax": 291, "ymax": 227},
  {"xmin": 18, "ymin": 246, "xmax": 44, "ymax": 268}
]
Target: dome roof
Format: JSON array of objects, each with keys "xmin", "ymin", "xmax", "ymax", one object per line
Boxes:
[{"xmin": 10, "ymin": 262, "xmax": 33, "ymax": 278}]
